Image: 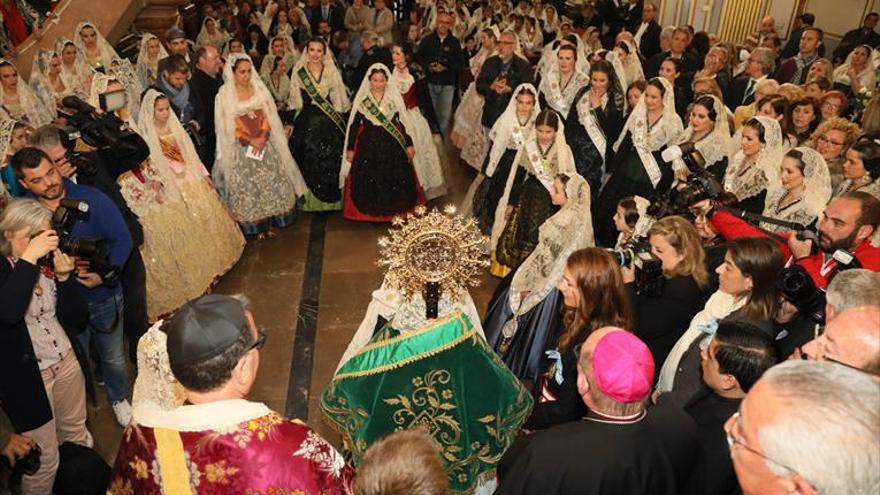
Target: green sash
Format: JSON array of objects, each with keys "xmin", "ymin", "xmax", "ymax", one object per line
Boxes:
[
  {"xmin": 362, "ymin": 96, "xmax": 407, "ymax": 151},
  {"xmin": 297, "ymin": 66, "xmax": 346, "ymax": 133},
  {"xmin": 321, "ymin": 312, "xmax": 533, "ymax": 493}
]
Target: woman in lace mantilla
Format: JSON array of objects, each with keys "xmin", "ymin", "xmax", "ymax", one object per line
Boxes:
[
  {"xmin": 55, "ymin": 38, "xmax": 94, "ymax": 100},
  {"xmin": 723, "ymin": 116, "xmax": 784, "ymax": 216},
  {"xmin": 671, "ymin": 94, "xmax": 732, "ymax": 183},
  {"xmin": 537, "ymin": 43, "xmax": 590, "ymax": 121},
  {"xmin": 0, "ymin": 59, "xmax": 54, "ymax": 127},
  {"xmin": 450, "ymin": 26, "xmax": 499, "ymax": 171},
  {"xmin": 29, "ymin": 50, "xmax": 72, "ymax": 113},
  {"xmin": 136, "ymin": 33, "xmax": 168, "ymax": 90},
  {"xmin": 760, "ymin": 147, "xmax": 832, "ymax": 233}
]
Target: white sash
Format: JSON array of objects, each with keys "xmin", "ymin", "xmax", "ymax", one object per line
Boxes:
[
  {"xmin": 525, "ymin": 141, "xmax": 555, "ymax": 192},
  {"xmin": 576, "ymin": 94, "xmax": 608, "ymax": 162}
]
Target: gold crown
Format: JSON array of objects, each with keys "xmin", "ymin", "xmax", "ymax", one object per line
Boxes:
[{"xmin": 377, "ymin": 205, "xmax": 490, "ymax": 299}]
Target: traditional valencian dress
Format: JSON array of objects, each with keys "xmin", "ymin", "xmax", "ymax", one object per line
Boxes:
[
  {"xmin": 0, "ymin": 58, "xmax": 55, "ymax": 127},
  {"xmin": 322, "ymin": 286, "xmax": 532, "ymax": 494},
  {"xmin": 723, "ymin": 116, "xmax": 785, "ymax": 216},
  {"xmin": 484, "ymin": 173, "xmax": 593, "ymax": 381},
  {"xmin": 29, "ymin": 49, "xmax": 73, "ymax": 115},
  {"xmin": 139, "ymin": 89, "xmax": 245, "ymax": 304},
  {"xmin": 55, "ymin": 38, "xmax": 94, "ymax": 100},
  {"xmin": 470, "ymin": 83, "xmax": 540, "ymax": 234},
  {"xmin": 759, "ymin": 146, "xmax": 832, "ymax": 233},
  {"xmin": 490, "ymin": 119, "xmax": 577, "ymax": 276},
  {"xmin": 135, "ymin": 33, "xmax": 168, "ymax": 90},
  {"xmin": 214, "ymin": 53, "xmax": 306, "ymax": 235},
  {"xmin": 109, "ymin": 324, "xmax": 355, "ymax": 494},
  {"xmin": 595, "ymin": 78, "xmax": 683, "ymax": 247},
  {"xmin": 341, "ymin": 64, "xmax": 425, "ymax": 222},
  {"xmin": 668, "ymin": 95, "xmax": 732, "ymax": 183},
  {"xmin": 287, "ymin": 48, "xmax": 350, "ymax": 211}
]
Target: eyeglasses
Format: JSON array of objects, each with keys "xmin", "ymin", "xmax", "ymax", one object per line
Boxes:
[
  {"xmin": 817, "ymin": 135, "xmax": 845, "ymax": 146},
  {"xmin": 248, "ymin": 330, "xmax": 267, "ymax": 352},
  {"xmin": 821, "ymin": 102, "xmax": 841, "ymax": 111},
  {"xmin": 725, "ymin": 411, "xmax": 810, "ymax": 483}
]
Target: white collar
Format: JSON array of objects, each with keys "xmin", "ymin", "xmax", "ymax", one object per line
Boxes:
[
  {"xmin": 133, "ymin": 399, "xmax": 271, "ymax": 432},
  {"xmin": 750, "ymin": 74, "xmax": 767, "ymax": 84}
]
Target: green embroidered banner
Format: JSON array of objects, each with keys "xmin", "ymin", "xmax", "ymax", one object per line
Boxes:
[
  {"xmin": 321, "ymin": 313, "xmax": 533, "ymax": 493},
  {"xmin": 362, "ymin": 96, "xmax": 407, "ymax": 151},
  {"xmin": 297, "ymin": 66, "xmax": 346, "ymax": 133}
]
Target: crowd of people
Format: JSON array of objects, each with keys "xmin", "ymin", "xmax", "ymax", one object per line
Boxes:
[{"xmin": 0, "ymin": 0, "xmax": 879, "ymax": 494}]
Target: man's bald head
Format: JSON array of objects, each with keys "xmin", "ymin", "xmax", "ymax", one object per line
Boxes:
[{"xmin": 803, "ymin": 306, "xmax": 880, "ymax": 374}]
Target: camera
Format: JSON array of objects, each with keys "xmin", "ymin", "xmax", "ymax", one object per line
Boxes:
[
  {"xmin": 611, "ymin": 236, "xmax": 665, "ymax": 296},
  {"xmin": 660, "ymin": 142, "xmax": 706, "ymax": 172},
  {"xmin": 1, "ymin": 443, "xmax": 41, "ymax": 477},
  {"xmin": 778, "ymin": 264, "xmax": 825, "ymax": 324},
  {"xmin": 183, "ymin": 121, "xmax": 204, "ymax": 149},
  {"xmin": 41, "ymin": 198, "xmax": 121, "ymax": 286},
  {"xmin": 60, "ymin": 96, "xmax": 137, "ymax": 150},
  {"xmin": 648, "ymin": 170, "xmax": 724, "ymax": 218}
]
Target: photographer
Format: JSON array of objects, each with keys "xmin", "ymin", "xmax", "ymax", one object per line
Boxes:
[
  {"xmin": 623, "ymin": 216, "xmax": 711, "ymax": 375},
  {"xmin": 415, "ymin": 11, "xmax": 464, "ymax": 139},
  {"xmin": 476, "ymin": 31, "xmax": 534, "ymax": 129},
  {"xmin": 29, "ymin": 121, "xmax": 150, "ymax": 369},
  {"xmin": 695, "ymin": 191, "xmax": 880, "ymax": 288},
  {"xmin": 0, "ymin": 199, "xmax": 92, "ymax": 493},
  {"xmin": 12, "ymin": 148, "xmax": 134, "ymax": 427}
]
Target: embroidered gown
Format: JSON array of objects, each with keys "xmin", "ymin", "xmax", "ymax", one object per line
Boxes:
[
  {"xmin": 289, "ymin": 68, "xmax": 348, "ymax": 211},
  {"xmin": 343, "ymin": 99, "xmax": 425, "ymax": 222},
  {"xmin": 565, "ymin": 86, "xmax": 623, "ymax": 203},
  {"xmin": 473, "ymin": 122, "xmax": 530, "ymax": 234},
  {"xmin": 393, "ymin": 67, "xmax": 446, "ymax": 200}
]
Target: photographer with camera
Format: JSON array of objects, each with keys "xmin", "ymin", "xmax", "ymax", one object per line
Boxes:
[
  {"xmin": 476, "ymin": 31, "xmax": 534, "ymax": 130},
  {"xmin": 694, "ymin": 191, "xmax": 880, "ymax": 288},
  {"xmin": 623, "ymin": 216, "xmax": 711, "ymax": 375},
  {"xmin": 12, "ymin": 148, "xmax": 134, "ymax": 427},
  {"xmin": 415, "ymin": 11, "xmax": 465, "ymax": 139},
  {"xmin": 0, "ymin": 199, "xmax": 92, "ymax": 493}
]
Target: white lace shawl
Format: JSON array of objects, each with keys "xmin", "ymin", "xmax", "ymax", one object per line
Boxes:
[
  {"xmin": 29, "ymin": 49, "xmax": 67, "ymax": 113},
  {"xmin": 260, "ymin": 35, "xmax": 300, "ymax": 77},
  {"xmin": 672, "ymin": 95, "xmax": 732, "ymax": 174},
  {"xmin": 73, "ymin": 21, "xmax": 121, "ymax": 71},
  {"xmin": 607, "ymin": 40, "xmax": 644, "ymax": 89},
  {"xmin": 136, "ymin": 33, "xmax": 169, "ymax": 85},
  {"xmin": 132, "ymin": 321, "xmax": 186, "ymax": 420},
  {"xmin": 138, "ymin": 89, "xmax": 205, "ymax": 195},
  {"xmin": 196, "ymin": 16, "xmax": 231, "ymax": 50},
  {"xmin": 0, "ymin": 59, "xmax": 54, "ymax": 127},
  {"xmin": 538, "ymin": 58, "xmax": 590, "ymax": 119},
  {"xmin": 490, "ymin": 120, "xmax": 577, "ymax": 250},
  {"xmin": 286, "ymin": 44, "xmax": 349, "ymax": 113},
  {"xmin": 54, "ymin": 38, "xmax": 94, "ymax": 100},
  {"xmin": 0, "ymin": 119, "xmax": 15, "ymax": 161},
  {"xmin": 335, "ymin": 276, "xmax": 485, "ymax": 372},
  {"xmin": 536, "ymin": 37, "xmax": 590, "ymax": 81},
  {"xmin": 724, "ymin": 116, "xmax": 784, "ymax": 203},
  {"xmin": 486, "ymin": 83, "xmax": 541, "ymax": 177},
  {"xmin": 613, "ymin": 78, "xmax": 683, "ymax": 186},
  {"xmin": 760, "ymin": 146, "xmax": 832, "ymax": 232},
  {"xmin": 508, "ymin": 172, "xmax": 593, "ymax": 319},
  {"xmin": 340, "ymin": 63, "xmax": 415, "ymax": 187},
  {"xmin": 214, "ymin": 53, "xmax": 307, "ymax": 197}
]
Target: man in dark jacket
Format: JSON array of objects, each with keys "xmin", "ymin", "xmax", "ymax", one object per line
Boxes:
[
  {"xmin": 645, "ymin": 27, "xmax": 701, "ymax": 79},
  {"xmin": 774, "ymin": 27, "xmax": 823, "ymax": 85},
  {"xmin": 833, "ymin": 12, "xmax": 880, "ymax": 63},
  {"xmin": 476, "ymin": 31, "xmax": 533, "ymax": 130},
  {"xmin": 635, "ymin": 1, "xmax": 662, "ymax": 60},
  {"xmin": 352, "ymin": 30, "xmax": 392, "ymax": 91},
  {"xmin": 416, "ymin": 11, "xmax": 465, "ymax": 139},
  {"xmin": 191, "ymin": 45, "xmax": 223, "ymax": 171},
  {"xmin": 157, "ymin": 54, "xmax": 205, "ymax": 133},
  {"xmin": 313, "ymin": 0, "xmax": 344, "ymax": 34}
]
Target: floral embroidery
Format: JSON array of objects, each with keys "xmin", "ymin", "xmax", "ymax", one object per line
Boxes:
[
  {"xmin": 235, "ymin": 412, "xmax": 284, "ymax": 447},
  {"xmin": 204, "ymin": 460, "xmax": 240, "ymax": 484},
  {"xmin": 107, "ymin": 478, "xmax": 134, "ymax": 495},
  {"xmin": 128, "ymin": 457, "xmax": 149, "ymax": 479},
  {"xmin": 246, "ymin": 488, "xmax": 306, "ymax": 495},
  {"xmin": 150, "ymin": 451, "xmax": 201, "ymax": 490},
  {"xmin": 293, "ymin": 430, "xmax": 347, "ymax": 477}
]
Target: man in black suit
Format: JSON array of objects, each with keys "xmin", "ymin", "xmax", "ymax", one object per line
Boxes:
[
  {"xmin": 725, "ymin": 47, "xmax": 775, "ymax": 108},
  {"xmin": 624, "ymin": 0, "xmax": 644, "ymax": 34},
  {"xmin": 645, "ymin": 27, "xmax": 701, "ymax": 79},
  {"xmin": 476, "ymin": 31, "xmax": 534, "ymax": 130},
  {"xmin": 313, "ymin": 0, "xmax": 344, "ymax": 34},
  {"xmin": 191, "ymin": 45, "xmax": 223, "ymax": 172},
  {"xmin": 597, "ymin": 0, "xmax": 630, "ymax": 46},
  {"xmin": 634, "ymin": 1, "xmax": 661, "ymax": 59},
  {"xmin": 352, "ymin": 30, "xmax": 392, "ymax": 90}
]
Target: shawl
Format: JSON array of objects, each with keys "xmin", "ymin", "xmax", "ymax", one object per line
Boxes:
[
  {"xmin": 0, "ymin": 58, "xmax": 54, "ymax": 126},
  {"xmin": 490, "ymin": 118, "xmax": 577, "ymax": 249},
  {"xmin": 28, "ymin": 49, "xmax": 67, "ymax": 113},
  {"xmin": 760, "ymin": 146, "xmax": 832, "ymax": 232},
  {"xmin": 831, "ymin": 44, "xmax": 877, "ymax": 90},
  {"xmin": 486, "ymin": 83, "xmax": 541, "ymax": 177},
  {"xmin": 195, "ymin": 16, "xmax": 231, "ymax": 49},
  {"xmin": 54, "ymin": 38, "xmax": 94, "ymax": 99},
  {"xmin": 538, "ymin": 54, "xmax": 590, "ymax": 119},
  {"xmin": 73, "ymin": 21, "xmax": 120, "ymax": 71},
  {"xmin": 286, "ymin": 41, "xmax": 349, "ymax": 114},
  {"xmin": 724, "ymin": 116, "xmax": 784, "ymax": 204},
  {"xmin": 508, "ymin": 172, "xmax": 593, "ymax": 320},
  {"xmin": 671, "ymin": 95, "xmax": 732, "ymax": 174},
  {"xmin": 214, "ymin": 53, "xmax": 307, "ymax": 197},
  {"xmin": 136, "ymin": 32, "xmax": 169, "ymax": 81},
  {"xmin": 131, "ymin": 321, "xmax": 185, "ymax": 420}
]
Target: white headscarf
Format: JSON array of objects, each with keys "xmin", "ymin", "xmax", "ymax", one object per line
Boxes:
[
  {"xmin": 73, "ymin": 21, "xmax": 121, "ymax": 71},
  {"xmin": 614, "ymin": 77, "xmax": 683, "ymax": 187},
  {"xmin": 131, "ymin": 321, "xmax": 186, "ymax": 422},
  {"xmin": 137, "ymin": 33, "xmax": 169, "ymax": 75},
  {"xmin": 832, "ymin": 44, "xmax": 877, "ymax": 91},
  {"xmin": 137, "ymin": 89, "xmax": 203, "ymax": 200},
  {"xmin": 214, "ymin": 53, "xmax": 307, "ymax": 197},
  {"xmin": 538, "ymin": 44, "xmax": 590, "ymax": 119},
  {"xmin": 260, "ymin": 34, "xmax": 300, "ymax": 77},
  {"xmin": 491, "ymin": 113, "xmax": 577, "ymax": 249},
  {"xmin": 536, "ymin": 35, "xmax": 589, "ymax": 78},
  {"xmin": 724, "ymin": 115, "xmax": 784, "ymax": 204},
  {"xmin": 54, "ymin": 38, "xmax": 94, "ymax": 100},
  {"xmin": 486, "ymin": 83, "xmax": 541, "ymax": 177},
  {"xmin": 29, "ymin": 49, "xmax": 66, "ymax": 113},
  {"xmin": 672, "ymin": 95, "xmax": 732, "ymax": 174},
  {"xmin": 761, "ymin": 146, "xmax": 832, "ymax": 231},
  {"xmin": 0, "ymin": 60, "xmax": 55, "ymax": 127},
  {"xmin": 611, "ymin": 39, "xmax": 644, "ymax": 87},
  {"xmin": 340, "ymin": 63, "xmax": 415, "ymax": 187},
  {"xmin": 508, "ymin": 172, "xmax": 593, "ymax": 321},
  {"xmin": 196, "ymin": 16, "xmax": 231, "ymax": 50},
  {"xmin": 286, "ymin": 39, "xmax": 349, "ymax": 113}
]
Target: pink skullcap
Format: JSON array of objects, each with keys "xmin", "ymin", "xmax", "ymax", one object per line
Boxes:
[{"xmin": 592, "ymin": 329, "xmax": 654, "ymax": 403}]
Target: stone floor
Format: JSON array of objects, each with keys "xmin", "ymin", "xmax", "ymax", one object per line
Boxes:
[{"xmin": 88, "ymin": 143, "xmax": 501, "ymax": 463}]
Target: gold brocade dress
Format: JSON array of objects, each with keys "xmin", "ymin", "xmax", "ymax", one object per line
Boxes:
[
  {"xmin": 158, "ymin": 133, "xmax": 245, "ymax": 290},
  {"xmin": 118, "ymin": 162, "xmax": 197, "ymax": 320}
]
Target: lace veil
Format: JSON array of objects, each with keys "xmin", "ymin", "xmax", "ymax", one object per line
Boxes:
[
  {"xmin": 762, "ymin": 146, "xmax": 832, "ymax": 223},
  {"xmin": 485, "ymin": 83, "xmax": 541, "ymax": 177},
  {"xmin": 614, "ymin": 77, "xmax": 682, "ymax": 153},
  {"xmin": 832, "ymin": 44, "xmax": 877, "ymax": 90},
  {"xmin": 73, "ymin": 21, "xmax": 121, "ymax": 70},
  {"xmin": 508, "ymin": 172, "xmax": 593, "ymax": 318},
  {"xmin": 0, "ymin": 59, "xmax": 54, "ymax": 127},
  {"xmin": 137, "ymin": 33, "xmax": 169, "ymax": 73},
  {"xmin": 286, "ymin": 39, "xmax": 349, "ymax": 113},
  {"xmin": 29, "ymin": 49, "xmax": 64, "ymax": 114},
  {"xmin": 196, "ymin": 16, "xmax": 231, "ymax": 50},
  {"xmin": 214, "ymin": 53, "xmax": 307, "ymax": 197},
  {"xmin": 54, "ymin": 38, "xmax": 93, "ymax": 99},
  {"xmin": 132, "ymin": 321, "xmax": 186, "ymax": 421},
  {"xmin": 673, "ymin": 94, "xmax": 732, "ymax": 173},
  {"xmin": 724, "ymin": 115, "xmax": 784, "ymax": 202},
  {"xmin": 340, "ymin": 63, "xmax": 415, "ymax": 187},
  {"xmin": 537, "ymin": 45, "xmax": 590, "ymax": 119}
]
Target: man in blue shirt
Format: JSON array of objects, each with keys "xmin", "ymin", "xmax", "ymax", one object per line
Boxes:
[{"xmin": 12, "ymin": 147, "xmax": 134, "ymax": 427}]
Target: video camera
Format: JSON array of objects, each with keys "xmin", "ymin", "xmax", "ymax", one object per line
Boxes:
[
  {"xmin": 42, "ymin": 198, "xmax": 121, "ymax": 285},
  {"xmin": 59, "ymin": 95, "xmax": 136, "ymax": 150},
  {"xmin": 650, "ymin": 143, "xmax": 725, "ymax": 218},
  {"xmin": 611, "ymin": 236, "xmax": 664, "ymax": 296},
  {"xmin": 777, "ymin": 250, "xmax": 863, "ymax": 324}
]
